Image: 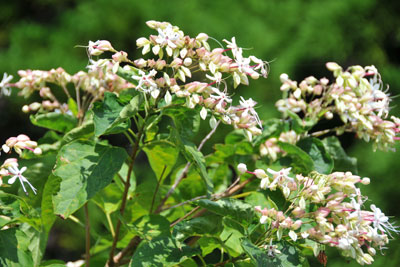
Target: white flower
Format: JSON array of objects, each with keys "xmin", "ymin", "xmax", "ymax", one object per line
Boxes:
[
  {"xmin": 223, "ymin": 37, "xmax": 240, "ymax": 57},
  {"xmin": 264, "ymin": 240, "xmax": 281, "ymax": 257},
  {"xmin": 155, "ymin": 25, "xmax": 179, "ymax": 49},
  {"xmin": 7, "ymin": 166, "xmax": 37, "ymax": 195},
  {"xmin": 267, "ymin": 167, "xmax": 293, "ymax": 189},
  {"xmin": 370, "ymin": 204, "xmax": 399, "ymax": 236},
  {"xmin": 132, "ymin": 69, "xmax": 157, "ymax": 92},
  {"xmin": 0, "ymin": 73, "xmax": 13, "ymax": 96},
  {"xmin": 238, "ymin": 97, "xmax": 262, "ymax": 128}
]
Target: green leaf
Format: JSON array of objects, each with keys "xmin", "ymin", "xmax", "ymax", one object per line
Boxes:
[
  {"xmin": 278, "ymin": 142, "xmax": 314, "ymax": 174},
  {"xmin": 67, "ymin": 98, "xmax": 78, "ymax": 117},
  {"xmin": 286, "ymin": 111, "xmax": 316, "ymax": 134},
  {"xmin": 0, "ymin": 228, "xmax": 34, "ymax": 266},
  {"xmin": 129, "ymin": 236, "xmax": 200, "ymax": 267},
  {"xmin": 241, "ymin": 239, "xmax": 302, "ymax": 267},
  {"xmin": 170, "ymin": 127, "xmax": 213, "ymax": 196},
  {"xmin": 91, "ymin": 183, "xmax": 123, "ymax": 215},
  {"xmin": 41, "ymin": 174, "xmax": 60, "ymax": 233},
  {"xmin": 52, "ymin": 140, "xmax": 127, "ymax": 218},
  {"xmin": 92, "ymin": 92, "xmax": 141, "ymax": 136},
  {"xmin": 173, "ymin": 214, "xmax": 223, "ymax": 242},
  {"xmin": 30, "ymin": 112, "xmax": 77, "ymax": 133},
  {"xmin": 297, "ymin": 137, "xmax": 333, "ymax": 174},
  {"xmin": 130, "ymin": 215, "xmax": 171, "ymax": 240},
  {"xmin": 61, "ymin": 119, "xmax": 94, "ymax": 144},
  {"xmin": 196, "ymin": 198, "xmax": 254, "ymax": 225},
  {"xmin": 116, "ymin": 66, "xmax": 140, "ymax": 85},
  {"xmin": 197, "ymin": 236, "xmax": 221, "ymax": 256},
  {"xmin": 164, "ymin": 106, "xmax": 200, "ymax": 139},
  {"xmin": 322, "ymin": 136, "xmax": 358, "ymax": 173},
  {"xmin": 143, "ymin": 140, "xmax": 179, "ymax": 179}
]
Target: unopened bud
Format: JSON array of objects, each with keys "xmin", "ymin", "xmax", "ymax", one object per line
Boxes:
[
  {"xmin": 237, "ymin": 163, "xmax": 247, "ymax": 174},
  {"xmin": 254, "ymin": 169, "xmax": 267, "ymax": 179}
]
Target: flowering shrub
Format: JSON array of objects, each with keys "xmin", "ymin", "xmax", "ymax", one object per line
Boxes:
[{"xmin": 0, "ymin": 21, "xmax": 398, "ymax": 266}]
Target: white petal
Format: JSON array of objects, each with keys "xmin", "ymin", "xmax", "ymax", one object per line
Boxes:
[
  {"xmin": 8, "ymin": 175, "xmax": 18, "ymax": 184},
  {"xmin": 200, "ymin": 107, "xmax": 207, "ymax": 120},
  {"xmin": 289, "ymin": 230, "xmax": 297, "ymax": 242}
]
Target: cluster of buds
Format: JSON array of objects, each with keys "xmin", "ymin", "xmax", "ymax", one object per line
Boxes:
[
  {"xmin": 238, "ymin": 163, "xmax": 398, "ymax": 265},
  {"xmin": 1, "ymin": 134, "xmax": 42, "ymax": 156},
  {"xmin": 276, "ymin": 63, "xmax": 400, "ymax": 151},
  {"xmin": 3, "ymin": 21, "xmax": 267, "ymax": 140},
  {"xmin": 9, "ymin": 60, "xmax": 134, "ymax": 118},
  {"xmin": 259, "ymin": 130, "xmax": 299, "ymax": 160}
]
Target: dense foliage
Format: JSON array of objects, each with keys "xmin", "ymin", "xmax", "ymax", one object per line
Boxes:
[{"xmin": 0, "ymin": 20, "xmax": 399, "ymax": 266}]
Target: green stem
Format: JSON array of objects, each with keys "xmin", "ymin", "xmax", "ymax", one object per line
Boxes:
[
  {"xmin": 107, "ymin": 118, "xmax": 146, "ymax": 267},
  {"xmin": 150, "ymin": 165, "xmax": 167, "ymax": 213},
  {"xmin": 106, "ymin": 213, "xmax": 115, "ymax": 238}
]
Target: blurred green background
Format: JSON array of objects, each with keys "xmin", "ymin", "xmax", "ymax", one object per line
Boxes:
[{"xmin": 0, "ymin": 0, "xmax": 399, "ymax": 266}]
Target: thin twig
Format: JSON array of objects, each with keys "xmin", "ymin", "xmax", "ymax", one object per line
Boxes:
[
  {"xmin": 84, "ymin": 203, "xmax": 91, "ymax": 267},
  {"xmin": 155, "ymin": 121, "xmax": 221, "ymax": 213},
  {"xmin": 107, "ymin": 123, "xmax": 145, "ymax": 267}
]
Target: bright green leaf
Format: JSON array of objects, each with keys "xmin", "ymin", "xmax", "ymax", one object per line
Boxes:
[
  {"xmin": 30, "ymin": 112, "xmax": 77, "ymax": 133},
  {"xmin": 52, "ymin": 140, "xmax": 127, "ymax": 218},
  {"xmin": 297, "ymin": 137, "xmax": 333, "ymax": 174},
  {"xmin": 143, "ymin": 140, "xmax": 179, "ymax": 179}
]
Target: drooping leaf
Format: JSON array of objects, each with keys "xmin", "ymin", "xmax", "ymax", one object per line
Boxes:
[
  {"xmin": 30, "ymin": 112, "xmax": 77, "ymax": 133},
  {"xmin": 92, "ymin": 92, "xmax": 141, "ymax": 136},
  {"xmin": 196, "ymin": 198, "xmax": 254, "ymax": 225},
  {"xmin": 129, "ymin": 236, "xmax": 200, "ymax": 267},
  {"xmin": 322, "ymin": 136, "xmax": 358, "ymax": 173},
  {"xmin": 0, "ymin": 228, "xmax": 34, "ymax": 266},
  {"xmin": 278, "ymin": 142, "xmax": 314, "ymax": 174},
  {"xmin": 41, "ymin": 174, "xmax": 60, "ymax": 233},
  {"xmin": 52, "ymin": 140, "xmax": 127, "ymax": 218},
  {"xmin": 143, "ymin": 140, "xmax": 179, "ymax": 179},
  {"xmin": 197, "ymin": 236, "xmax": 221, "ymax": 257},
  {"xmin": 297, "ymin": 137, "xmax": 333, "ymax": 174}
]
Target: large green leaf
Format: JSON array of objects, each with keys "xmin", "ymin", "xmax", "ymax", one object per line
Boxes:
[
  {"xmin": 61, "ymin": 119, "xmax": 94, "ymax": 144},
  {"xmin": 278, "ymin": 142, "xmax": 314, "ymax": 174},
  {"xmin": 297, "ymin": 137, "xmax": 333, "ymax": 174},
  {"xmin": 196, "ymin": 198, "xmax": 254, "ymax": 225},
  {"xmin": 129, "ymin": 236, "xmax": 200, "ymax": 267},
  {"xmin": 322, "ymin": 136, "xmax": 358, "ymax": 173},
  {"xmin": 30, "ymin": 112, "xmax": 77, "ymax": 133},
  {"xmin": 143, "ymin": 140, "xmax": 179, "ymax": 179},
  {"xmin": 241, "ymin": 238, "xmax": 302, "ymax": 267},
  {"xmin": 0, "ymin": 228, "xmax": 34, "ymax": 266},
  {"xmin": 92, "ymin": 92, "xmax": 141, "ymax": 136},
  {"xmin": 52, "ymin": 140, "xmax": 127, "ymax": 218}
]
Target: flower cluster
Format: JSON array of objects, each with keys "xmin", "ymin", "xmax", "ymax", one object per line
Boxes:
[
  {"xmin": 238, "ymin": 163, "xmax": 398, "ymax": 265},
  {"xmin": 0, "ymin": 135, "xmax": 40, "ymax": 195},
  {"xmin": 132, "ymin": 21, "xmax": 268, "ymax": 139},
  {"xmin": 4, "ymin": 21, "xmax": 268, "ymax": 140},
  {"xmin": 276, "ymin": 63, "xmax": 400, "ymax": 151}
]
